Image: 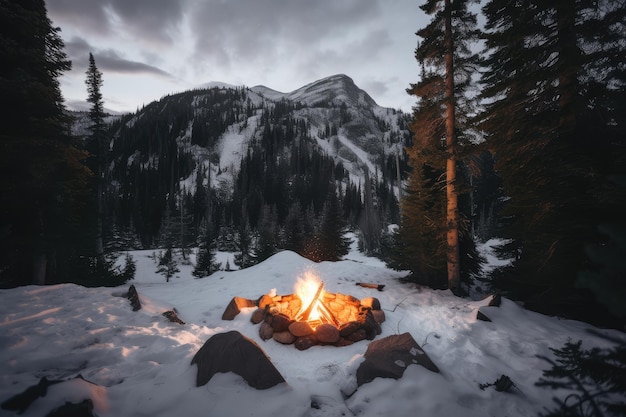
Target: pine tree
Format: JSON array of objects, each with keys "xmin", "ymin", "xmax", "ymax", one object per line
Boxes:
[
  {"xmin": 479, "ymin": 0, "xmax": 626, "ymax": 310},
  {"xmin": 157, "ymin": 248, "xmax": 179, "ymax": 282},
  {"xmin": 306, "ymin": 184, "xmax": 351, "ymax": 262},
  {"xmin": 85, "ymin": 52, "xmax": 106, "ymax": 259},
  {"xmin": 256, "ymin": 204, "xmax": 278, "ymax": 262},
  {"xmin": 402, "ymin": 0, "xmax": 481, "ymax": 291},
  {"xmin": 0, "ymin": 0, "xmax": 92, "ymax": 286},
  {"xmin": 536, "ymin": 337, "xmax": 626, "ymax": 417},
  {"xmin": 193, "ymin": 220, "xmax": 219, "ymax": 278}
]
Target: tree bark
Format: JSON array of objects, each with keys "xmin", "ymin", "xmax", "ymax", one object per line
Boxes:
[{"xmin": 444, "ymin": 0, "xmax": 460, "ymax": 292}]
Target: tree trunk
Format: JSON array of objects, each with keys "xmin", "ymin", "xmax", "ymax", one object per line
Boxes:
[{"xmin": 444, "ymin": 0, "xmax": 460, "ymax": 292}]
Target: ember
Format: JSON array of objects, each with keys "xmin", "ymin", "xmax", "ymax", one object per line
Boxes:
[{"xmin": 248, "ymin": 271, "xmax": 385, "ymax": 350}]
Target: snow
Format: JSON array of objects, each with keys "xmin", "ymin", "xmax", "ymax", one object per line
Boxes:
[{"xmin": 1, "ymin": 239, "xmax": 623, "ymax": 417}]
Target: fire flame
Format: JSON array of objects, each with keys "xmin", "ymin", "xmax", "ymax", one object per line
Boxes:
[{"xmin": 294, "ymin": 270, "xmax": 323, "ymax": 322}]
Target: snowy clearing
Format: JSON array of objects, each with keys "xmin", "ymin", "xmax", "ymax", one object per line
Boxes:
[{"xmin": 1, "ymin": 240, "xmax": 623, "ymax": 417}]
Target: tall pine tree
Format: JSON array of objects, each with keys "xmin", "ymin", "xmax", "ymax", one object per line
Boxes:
[
  {"xmin": 400, "ymin": 0, "xmax": 481, "ymax": 291},
  {"xmin": 0, "ymin": 0, "xmax": 92, "ymax": 286},
  {"xmin": 85, "ymin": 52, "xmax": 106, "ymax": 260},
  {"xmin": 479, "ymin": 0, "xmax": 626, "ymax": 317}
]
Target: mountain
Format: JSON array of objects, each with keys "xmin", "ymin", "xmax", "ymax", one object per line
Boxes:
[{"xmin": 81, "ymin": 74, "xmax": 412, "ymax": 252}]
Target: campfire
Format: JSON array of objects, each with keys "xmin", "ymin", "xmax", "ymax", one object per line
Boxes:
[{"xmin": 246, "ymin": 270, "xmax": 385, "ymax": 350}]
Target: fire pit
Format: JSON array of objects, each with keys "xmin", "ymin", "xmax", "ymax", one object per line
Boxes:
[{"xmin": 249, "ymin": 271, "xmax": 385, "ymax": 350}]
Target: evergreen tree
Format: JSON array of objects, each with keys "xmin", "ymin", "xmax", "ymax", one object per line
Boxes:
[
  {"xmin": 401, "ymin": 0, "xmax": 481, "ymax": 291},
  {"xmin": 305, "ymin": 184, "xmax": 351, "ymax": 262},
  {"xmin": 479, "ymin": 0, "xmax": 626, "ymax": 312},
  {"xmin": 85, "ymin": 52, "xmax": 106, "ymax": 259},
  {"xmin": 359, "ymin": 170, "xmax": 382, "ymax": 255},
  {"xmin": 536, "ymin": 337, "xmax": 626, "ymax": 417},
  {"xmin": 394, "ymin": 162, "xmax": 447, "ymax": 288},
  {"xmin": 256, "ymin": 204, "xmax": 279, "ymax": 262},
  {"xmin": 156, "ymin": 248, "xmax": 179, "ymax": 282},
  {"xmin": 0, "ymin": 0, "xmax": 92, "ymax": 286},
  {"xmin": 193, "ymin": 220, "xmax": 220, "ymax": 278}
]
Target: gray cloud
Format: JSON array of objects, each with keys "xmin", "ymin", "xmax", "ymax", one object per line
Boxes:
[
  {"xmin": 65, "ymin": 37, "xmax": 172, "ymax": 77},
  {"xmin": 190, "ymin": 0, "xmax": 381, "ymax": 68},
  {"xmin": 47, "ymin": 0, "xmax": 185, "ymax": 44}
]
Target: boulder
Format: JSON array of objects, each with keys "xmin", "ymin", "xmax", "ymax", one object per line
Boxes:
[
  {"xmin": 259, "ymin": 322, "xmax": 274, "ymax": 341},
  {"xmin": 371, "ymin": 309, "xmax": 386, "ymax": 324},
  {"xmin": 162, "ymin": 310, "xmax": 185, "ymax": 324},
  {"xmin": 289, "ymin": 321, "xmax": 314, "ymax": 337},
  {"xmin": 270, "ymin": 313, "xmax": 292, "ymax": 332},
  {"xmin": 356, "ymin": 332, "xmax": 439, "ymax": 387},
  {"xmin": 46, "ymin": 399, "xmax": 95, "ymax": 417},
  {"xmin": 361, "ymin": 297, "xmax": 381, "ymax": 310},
  {"xmin": 315, "ymin": 323, "xmax": 341, "ymax": 344},
  {"xmin": 127, "ymin": 284, "xmax": 141, "ymax": 311},
  {"xmin": 273, "ymin": 331, "xmax": 296, "ymax": 345},
  {"xmin": 476, "ymin": 309, "xmax": 492, "ymax": 322},
  {"xmin": 221, "ymin": 297, "xmax": 257, "ymax": 320},
  {"xmin": 295, "ymin": 335, "xmax": 318, "ymax": 351},
  {"xmin": 191, "ymin": 331, "xmax": 285, "ymax": 390},
  {"xmin": 250, "ymin": 307, "xmax": 267, "ymax": 324}
]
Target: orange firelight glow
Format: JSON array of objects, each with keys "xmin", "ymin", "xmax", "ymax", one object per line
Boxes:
[{"xmin": 294, "ymin": 270, "xmax": 323, "ymax": 322}]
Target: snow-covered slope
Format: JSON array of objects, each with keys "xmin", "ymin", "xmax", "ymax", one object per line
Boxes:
[{"xmin": 1, "ymin": 241, "xmax": 623, "ymax": 417}]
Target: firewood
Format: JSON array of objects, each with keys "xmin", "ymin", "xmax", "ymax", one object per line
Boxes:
[{"xmin": 356, "ymin": 282, "xmax": 385, "ymax": 291}]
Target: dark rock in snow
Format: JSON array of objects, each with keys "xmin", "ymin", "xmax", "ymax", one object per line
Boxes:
[
  {"xmin": 163, "ymin": 309, "xmax": 185, "ymax": 324},
  {"xmin": 46, "ymin": 398, "xmax": 95, "ymax": 417},
  {"xmin": 477, "ymin": 309, "xmax": 492, "ymax": 322},
  {"xmin": 1, "ymin": 377, "xmax": 63, "ymax": 413},
  {"xmin": 356, "ymin": 332, "xmax": 439, "ymax": 387},
  {"xmin": 127, "ymin": 284, "xmax": 141, "ymax": 311},
  {"xmin": 191, "ymin": 331, "xmax": 285, "ymax": 389},
  {"xmin": 489, "ymin": 293, "xmax": 502, "ymax": 307}
]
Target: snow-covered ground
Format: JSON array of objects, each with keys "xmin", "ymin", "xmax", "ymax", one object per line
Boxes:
[{"xmin": 0, "ymin": 239, "xmax": 623, "ymax": 417}]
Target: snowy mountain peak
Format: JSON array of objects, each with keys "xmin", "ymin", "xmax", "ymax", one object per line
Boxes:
[
  {"xmin": 251, "ymin": 74, "xmax": 378, "ymax": 108},
  {"xmin": 287, "ymin": 74, "xmax": 377, "ymax": 108}
]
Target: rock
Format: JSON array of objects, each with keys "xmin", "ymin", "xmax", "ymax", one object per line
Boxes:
[
  {"xmin": 346, "ymin": 328, "xmax": 367, "ymax": 342},
  {"xmin": 289, "ymin": 321, "xmax": 314, "ymax": 337},
  {"xmin": 273, "ymin": 331, "xmax": 296, "ymax": 345},
  {"xmin": 357, "ymin": 308, "xmax": 381, "ymax": 340},
  {"xmin": 1, "ymin": 377, "xmax": 63, "ymax": 414},
  {"xmin": 127, "ymin": 284, "xmax": 141, "ymax": 311},
  {"xmin": 250, "ymin": 307, "xmax": 267, "ymax": 324},
  {"xmin": 339, "ymin": 321, "xmax": 361, "ymax": 337},
  {"xmin": 46, "ymin": 399, "xmax": 95, "ymax": 417},
  {"xmin": 162, "ymin": 310, "xmax": 185, "ymax": 324},
  {"xmin": 356, "ymin": 332, "xmax": 439, "ymax": 387},
  {"xmin": 259, "ymin": 322, "xmax": 274, "ymax": 341},
  {"xmin": 315, "ymin": 323, "xmax": 340, "ymax": 344},
  {"xmin": 295, "ymin": 335, "xmax": 318, "ymax": 351},
  {"xmin": 270, "ymin": 313, "xmax": 292, "ymax": 332},
  {"xmin": 372, "ymin": 309, "xmax": 386, "ymax": 324},
  {"xmin": 221, "ymin": 297, "xmax": 257, "ymax": 320},
  {"xmin": 191, "ymin": 331, "xmax": 285, "ymax": 390},
  {"xmin": 335, "ymin": 338, "xmax": 355, "ymax": 347},
  {"xmin": 477, "ymin": 309, "xmax": 492, "ymax": 322},
  {"xmin": 361, "ymin": 297, "xmax": 381, "ymax": 310},
  {"xmin": 489, "ymin": 293, "xmax": 502, "ymax": 307}
]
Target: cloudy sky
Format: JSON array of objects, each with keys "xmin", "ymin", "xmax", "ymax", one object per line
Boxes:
[{"xmin": 46, "ymin": 0, "xmax": 426, "ymax": 114}]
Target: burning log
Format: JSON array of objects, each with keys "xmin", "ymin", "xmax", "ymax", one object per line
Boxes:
[{"xmin": 295, "ymin": 281, "xmax": 325, "ymax": 322}]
